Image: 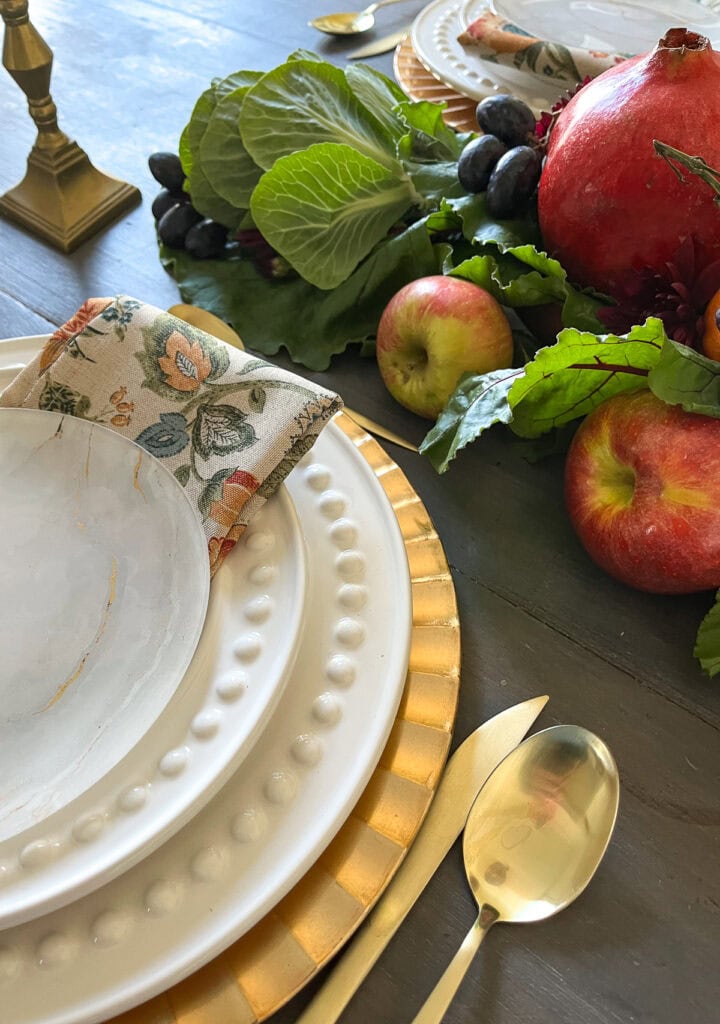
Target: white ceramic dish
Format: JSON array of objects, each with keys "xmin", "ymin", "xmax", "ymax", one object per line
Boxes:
[
  {"xmin": 491, "ymin": 0, "xmax": 720, "ymax": 53},
  {"xmin": 0, "ymin": 340, "xmax": 307, "ymax": 929},
  {"xmin": 0, "ymin": 407, "xmax": 209, "ymax": 841},
  {"xmin": 412, "ymin": 0, "xmax": 564, "ymax": 112},
  {"xmin": 0, "ymin": 335, "xmax": 412, "ymax": 1024}
]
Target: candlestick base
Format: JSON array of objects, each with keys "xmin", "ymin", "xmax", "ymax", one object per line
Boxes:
[{"xmin": 0, "ymin": 138, "xmax": 141, "ymax": 253}]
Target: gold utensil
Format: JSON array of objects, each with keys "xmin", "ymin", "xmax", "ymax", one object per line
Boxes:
[
  {"xmin": 343, "ymin": 406, "xmax": 418, "ymax": 452},
  {"xmin": 412, "ymin": 724, "xmax": 620, "ymax": 1023},
  {"xmin": 296, "ymin": 696, "xmax": 549, "ymax": 1024},
  {"xmin": 348, "ymin": 26, "xmax": 410, "ymax": 58},
  {"xmin": 309, "ymin": 0, "xmax": 411, "ymax": 36}
]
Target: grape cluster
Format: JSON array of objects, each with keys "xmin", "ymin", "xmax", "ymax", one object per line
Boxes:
[
  {"xmin": 149, "ymin": 152, "xmax": 228, "ymax": 259},
  {"xmin": 457, "ymin": 95, "xmax": 542, "ymax": 219}
]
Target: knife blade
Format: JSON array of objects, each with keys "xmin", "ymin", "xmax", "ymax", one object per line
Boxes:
[
  {"xmin": 347, "ymin": 27, "xmax": 411, "ymax": 59},
  {"xmin": 296, "ymin": 695, "xmax": 549, "ymax": 1024},
  {"xmin": 343, "ymin": 406, "xmax": 418, "ymax": 452}
]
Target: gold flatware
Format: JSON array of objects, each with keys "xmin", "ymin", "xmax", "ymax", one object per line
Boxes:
[
  {"xmin": 296, "ymin": 695, "xmax": 549, "ymax": 1024},
  {"xmin": 412, "ymin": 724, "xmax": 620, "ymax": 1023},
  {"xmin": 309, "ymin": 0, "xmax": 411, "ymax": 36},
  {"xmin": 343, "ymin": 406, "xmax": 418, "ymax": 452},
  {"xmin": 348, "ymin": 26, "xmax": 411, "ymax": 58}
]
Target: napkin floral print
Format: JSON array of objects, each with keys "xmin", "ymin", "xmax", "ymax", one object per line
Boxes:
[
  {"xmin": 0, "ymin": 295, "xmax": 342, "ymax": 574},
  {"xmin": 458, "ymin": 10, "xmax": 627, "ymax": 85}
]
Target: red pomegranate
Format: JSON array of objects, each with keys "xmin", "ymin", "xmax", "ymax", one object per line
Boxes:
[{"xmin": 538, "ymin": 28, "xmax": 720, "ymax": 302}]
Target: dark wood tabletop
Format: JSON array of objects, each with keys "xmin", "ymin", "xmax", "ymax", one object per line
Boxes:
[{"xmin": 1, "ymin": 2, "xmax": 719, "ymax": 1023}]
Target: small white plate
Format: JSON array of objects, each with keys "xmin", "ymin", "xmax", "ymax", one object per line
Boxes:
[
  {"xmin": 0, "ymin": 408, "xmax": 210, "ymax": 842},
  {"xmin": 491, "ymin": 0, "xmax": 720, "ymax": 53},
  {"xmin": 0, "ymin": 340, "xmax": 411, "ymax": 1024},
  {"xmin": 411, "ymin": 0, "xmax": 564, "ymax": 112},
  {"xmin": 0, "ymin": 342, "xmax": 307, "ymax": 929}
]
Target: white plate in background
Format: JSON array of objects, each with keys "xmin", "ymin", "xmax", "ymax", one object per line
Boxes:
[
  {"xmin": 491, "ymin": 0, "xmax": 720, "ymax": 53},
  {"xmin": 412, "ymin": 0, "xmax": 564, "ymax": 111}
]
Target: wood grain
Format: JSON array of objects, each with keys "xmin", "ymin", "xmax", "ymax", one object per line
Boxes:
[{"xmin": 1, "ymin": 2, "xmax": 719, "ymax": 1022}]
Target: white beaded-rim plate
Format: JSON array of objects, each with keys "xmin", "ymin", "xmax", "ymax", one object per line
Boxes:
[
  {"xmin": 0, "ymin": 339, "xmax": 307, "ymax": 930},
  {"xmin": 0, "ymin": 337, "xmax": 411, "ymax": 1024},
  {"xmin": 491, "ymin": 0, "xmax": 720, "ymax": 53},
  {"xmin": 411, "ymin": 0, "xmax": 564, "ymax": 110},
  {"xmin": 0, "ymin": 406, "xmax": 209, "ymax": 859}
]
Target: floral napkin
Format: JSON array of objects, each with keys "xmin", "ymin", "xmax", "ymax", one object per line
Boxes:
[
  {"xmin": 0, "ymin": 296, "xmax": 342, "ymax": 575},
  {"xmin": 458, "ymin": 10, "xmax": 628, "ymax": 87}
]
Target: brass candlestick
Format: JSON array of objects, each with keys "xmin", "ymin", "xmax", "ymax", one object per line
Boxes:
[{"xmin": 0, "ymin": 0, "xmax": 140, "ymax": 252}]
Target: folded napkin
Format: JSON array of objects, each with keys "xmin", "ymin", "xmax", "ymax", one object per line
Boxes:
[
  {"xmin": 458, "ymin": 10, "xmax": 628, "ymax": 88},
  {"xmin": 0, "ymin": 296, "xmax": 342, "ymax": 575}
]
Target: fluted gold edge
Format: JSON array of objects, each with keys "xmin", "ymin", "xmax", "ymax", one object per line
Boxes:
[
  {"xmin": 110, "ymin": 411, "xmax": 461, "ymax": 1024},
  {"xmin": 393, "ymin": 38, "xmax": 478, "ymax": 133}
]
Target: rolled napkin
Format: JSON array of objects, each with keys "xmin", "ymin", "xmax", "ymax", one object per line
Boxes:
[
  {"xmin": 458, "ymin": 10, "xmax": 628, "ymax": 87},
  {"xmin": 0, "ymin": 295, "xmax": 342, "ymax": 575}
]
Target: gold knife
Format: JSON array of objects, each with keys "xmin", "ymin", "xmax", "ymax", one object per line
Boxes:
[
  {"xmin": 296, "ymin": 694, "xmax": 549, "ymax": 1024},
  {"xmin": 347, "ymin": 26, "xmax": 411, "ymax": 59},
  {"xmin": 343, "ymin": 406, "xmax": 418, "ymax": 452}
]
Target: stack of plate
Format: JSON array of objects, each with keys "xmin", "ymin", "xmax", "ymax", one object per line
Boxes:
[
  {"xmin": 0, "ymin": 334, "xmax": 455, "ymax": 1024},
  {"xmin": 396, "ymin": 0, "xmax": 720, "ymax": 129}
]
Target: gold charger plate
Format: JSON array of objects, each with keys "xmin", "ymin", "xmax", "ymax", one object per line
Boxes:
[
  {"xmin": 393, "ymin": 37, "xmax": 478, "ymax": 133},
  {"xmin": 110, "ymin": 411, "xmax": 461, "ymax": 1024}
]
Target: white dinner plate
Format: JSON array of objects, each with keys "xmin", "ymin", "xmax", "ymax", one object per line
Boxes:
[
  {"xmin": 0, "ymin": 407, "xmax": 209, "ymax": 845},
  {"xmin": 0, "ymin": 340, "xmax": 307, "ymax": 928},
  {"xmin": 411, "ymin": 0, "xmax": 564, "ymax": 112},
  {"xmin": 0, "ymin": 335, "xmax": 412, "ymax": 1024},
  {"xmin": 491, "ymin": 0, "xmax": 720, "ymax": 53}
]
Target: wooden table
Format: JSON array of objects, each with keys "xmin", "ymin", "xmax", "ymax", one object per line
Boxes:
[{"xmin": 1, "ymin": 2, "xmax": 719, "ymax": 1022}]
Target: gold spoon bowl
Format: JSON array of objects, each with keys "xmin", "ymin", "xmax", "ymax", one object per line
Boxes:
[
  {"xmin": 413, "ymin": 724, "xmax": 620, "ymax": 1023},
  {"xmin": 309, "ymin": 0, "xmax": 410, "ymax": 36}
]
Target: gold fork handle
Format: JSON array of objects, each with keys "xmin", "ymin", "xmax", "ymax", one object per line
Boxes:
[{"xmin": 411, "ymin": 909, "xmax": 497, "ymax": 1024}]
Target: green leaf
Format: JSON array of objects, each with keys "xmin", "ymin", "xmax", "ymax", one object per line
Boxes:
[
  {"xmin": 174, "ymin": 464, "xmax": 192, "ymax": 486},
  {"xmin": 179, "ymin": 87, "xmax": 215, "ymax": 181},
  {"xmin": 179, "ymin": 76, "xmax": 255, "ymax": 227},
  {"xmin": 419, "ymin": 368, "xmax": 523, "ymax": 472},
  {"xmin": 193, "ymin": 403, "xmax": 256, "ymax": 458},
  {"xmin": 250, "ymin": 142, "xmax": 416, "ymax": 289},
  {"xmin": 160, "ymin": 213, "xmax": 440, "ymax": 370},
  {"xmin": 508, "ymin": 318, "xmax": 667, "ymax": 438},
  {"xmin": 395, "ymin": 99, "xmax": 471, "ymax": 162},
  {"xmin": 287, "ymin": 48, "xmax": 323, "ymax": 63},
  {"xmin": 694, "ymin": 592, "xmax": 720, "ymax": 677},
  {"xmin": 648, "ymin": 339, "xmax": 720, "ymax": 416},
  {"xmin": 199, "ymin": 75, "xmax": 263, "ymax": 208},
  {"xmin": 450, "ymin": 238, "xmax": 606, "ymax": 331},
  {"xmin": 405, "ymin": 161, "xmax": 465, "ymax": 205},
  {"xmin": 426, "ymin": 195, "xmax": 541, "ymax": 250},
  {"xmin": 344, "ymin": 63, "xmax": 407, "ymax": 143},
  {"xmin": 239, "ymin": 58, "xmax": 400, "ymax": 172}
]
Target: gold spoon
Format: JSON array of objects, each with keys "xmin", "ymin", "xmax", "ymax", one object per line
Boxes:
[
  {"xmin": 309, "ymin": 0, "xmax": 411, "ymax": 36},
  {"xmin": 412, "ymin": 724, "xmax": 619, "ymax": 1023}
]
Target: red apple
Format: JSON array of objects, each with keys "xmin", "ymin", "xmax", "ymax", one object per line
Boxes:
[
  {"xmin": 564, "ymin": 389, "xmax": 720, "ymax": 594},
  {"xmin": 375, "ymin": 276, "xmax": 514, "ymax": 419}
]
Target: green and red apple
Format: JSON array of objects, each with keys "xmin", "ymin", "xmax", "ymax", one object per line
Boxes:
[
  {"xmin": 564, "ymin": 389, "xmax": 720, "ymax": 594},
  {"xmin": 375, "ymin": 276, "xmax": 514, "ymax": 419}
]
